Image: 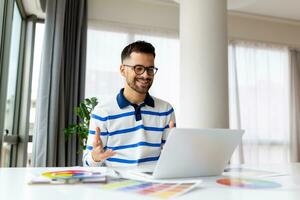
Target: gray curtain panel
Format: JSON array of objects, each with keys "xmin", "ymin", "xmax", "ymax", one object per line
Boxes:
[
  {"xmin": 290, "ymin": 49, "xmax": 300, "ymax": 162},
  {"xmin": 32, "ymin": 0, "xmax": 87, "ymax": 167}
]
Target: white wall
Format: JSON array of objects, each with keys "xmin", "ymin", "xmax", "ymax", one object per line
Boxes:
[
  {"xmin": 228, "ymin": 12, "xmax": 300, "ymax": 48},
  {"xmin": 88, "ymin": 0, "xmax": 300, "ymax": 48},
  {"xmin": 88, "ymin": 0, "xmax": 179, "ymax": 31}
]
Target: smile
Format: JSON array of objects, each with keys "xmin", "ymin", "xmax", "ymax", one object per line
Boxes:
[{"xmin": 137, "ymin": 79, "xmax": 150, "ymax": 84}]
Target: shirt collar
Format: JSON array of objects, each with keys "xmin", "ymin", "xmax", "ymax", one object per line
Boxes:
[{"xmin": 117, "ymin": 88, "xmax": 155, "ymax": 109}]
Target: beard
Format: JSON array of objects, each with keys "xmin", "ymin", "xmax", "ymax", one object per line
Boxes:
[{"xmin": 127, "ymin": 76, "xmax": 153, "ymax": 94}]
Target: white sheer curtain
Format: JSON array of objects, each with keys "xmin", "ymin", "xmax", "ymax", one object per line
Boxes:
[
  {"xmin": 85, "ymin": 21, "xmax": 179, "ymax": 112},
  {"xmin": 289, "ymin": 49, "xmax": 300, "ymax": 162},
  {"xmin": 229, "ymin": 41, "xmax": 290, "ymax": 165},
  {"xmin": 85, "ymin": 29, "xmax": 127, "ymax": 102}
]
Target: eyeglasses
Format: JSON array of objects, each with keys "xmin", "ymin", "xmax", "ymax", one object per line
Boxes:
[{"xmin": 123, "ymin": 64, "xmax": 158, "ymax": 76}]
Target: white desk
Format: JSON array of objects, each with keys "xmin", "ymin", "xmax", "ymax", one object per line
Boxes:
[{"xmin": 1, "ymin": 164, "xmax": 300, "ymax": 200}]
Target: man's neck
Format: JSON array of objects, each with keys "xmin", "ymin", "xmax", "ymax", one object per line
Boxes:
[{"xmin": 123, "ymin": 85, "xmax": 146, "ymax": 105}]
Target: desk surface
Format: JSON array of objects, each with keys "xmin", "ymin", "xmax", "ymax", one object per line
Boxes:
[{"xmin": 1, "ymin": 164, "xmax": 300, "ymax": 200}]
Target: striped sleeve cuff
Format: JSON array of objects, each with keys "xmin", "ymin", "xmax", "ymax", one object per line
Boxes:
[{"xmin": 83, "ymin": 151, "xmax": 104, "ymax": 167}]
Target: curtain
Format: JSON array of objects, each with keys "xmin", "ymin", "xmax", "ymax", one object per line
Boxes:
[
  {"xmin": 32, "ymin": 0, "xmax": 87, "ymax": 167},
  {"xmin": 289, "ymin": 49, "xmax": 300, "ymax": 162},
  {"xmin": 229, "ymin": 40, "xmax": 290, "ymax": 165},
  {"xmin": 228, "ymin": 43, "xmax": 245, "ymax": 164}
]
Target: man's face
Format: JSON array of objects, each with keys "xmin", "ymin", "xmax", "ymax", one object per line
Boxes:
[{"xmin": 121, "ymin": 52, "xmax": 155, "ymax": 94}]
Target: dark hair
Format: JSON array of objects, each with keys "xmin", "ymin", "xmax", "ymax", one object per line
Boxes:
[{"xmin": 121, "ymin": 41, "xmax": 155, "ymax": 63}]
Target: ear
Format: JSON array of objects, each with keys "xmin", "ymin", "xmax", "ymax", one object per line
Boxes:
[{"xmin": 120, "ymin": 64, "xmax": 126, "ymax": 77}]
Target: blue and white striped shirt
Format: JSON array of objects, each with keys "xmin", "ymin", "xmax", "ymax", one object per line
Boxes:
[{"xmin": 83, "ymin": 88, "xmax": 176, "ymax": 167}]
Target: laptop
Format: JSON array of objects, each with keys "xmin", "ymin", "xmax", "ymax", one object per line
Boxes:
[{"xmin": 125, "ymin": 128, "xmax": 244, "ymax": 180}]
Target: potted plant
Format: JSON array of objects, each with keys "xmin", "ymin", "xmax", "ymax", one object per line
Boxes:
[{"xmin": 64, "ymin": 97, "xmax": 98, "ymax": 149}]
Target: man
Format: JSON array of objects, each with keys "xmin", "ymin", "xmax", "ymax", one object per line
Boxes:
[{"xmin": 83, "ymin": 41, "xmax": 176, "ymax": 167}]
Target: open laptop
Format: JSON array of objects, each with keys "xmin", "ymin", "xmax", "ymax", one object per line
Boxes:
[{"xmin": 127, "ymin": 128, "xmax": 244, "ymax": 180}]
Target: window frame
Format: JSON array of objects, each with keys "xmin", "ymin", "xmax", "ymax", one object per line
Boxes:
[
  {"xmin": 0, "ymin": 0, "xmax": 15, "ymax": 167},
  {"xmin": 0, "ymin": 0, "xmax": 44, "ymax": 167},
  {"xmin": 23, "ymin": 19, "xmax": 45, "ymax": 167}
]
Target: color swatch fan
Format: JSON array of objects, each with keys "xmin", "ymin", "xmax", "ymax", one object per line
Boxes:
[
  {"xmin": 42, "ymin": 169, "xmax": 102, "ymax": 179},
  {"xmin": 29, "ymin": 169, "xmax": 106, "ymax": 184}
]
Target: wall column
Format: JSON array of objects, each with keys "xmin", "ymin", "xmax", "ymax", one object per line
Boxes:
[{"xmin": 178, "ymin": 0, "xmax": 229, "ymax": 128}]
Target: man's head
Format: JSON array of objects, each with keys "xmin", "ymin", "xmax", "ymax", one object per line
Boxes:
[{"xmin": 120, "ymin": 41, "xmax": 157, "ymax": 94}]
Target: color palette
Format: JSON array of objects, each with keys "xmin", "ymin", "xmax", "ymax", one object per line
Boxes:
[
  {"xmin": 42, "ymin": 170, "xmax": 103, "ymax": 179},
  {"xmin": 101, "ymin": 179, "xmax": 198, "ymax": 199},
  {"xmin": 216, "ymin": 178, "xmax": 282, "ymax": 189}
]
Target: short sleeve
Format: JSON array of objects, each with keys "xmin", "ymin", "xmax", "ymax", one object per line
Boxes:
[{"xmin": 162, "ymin": 104, "xmax": 176, "ymax": 144}]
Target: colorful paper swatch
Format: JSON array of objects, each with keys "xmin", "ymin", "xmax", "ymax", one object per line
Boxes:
[
  {"xmin": 101, "ymin": 179, "xmax": 198, "ymax": 199},
  {"xmin": 216, "ymin": 178, "xmax": 282, "ymax": 189},
  {"xmin": 42, "ymin": 169, "xmax": 103, "ymax": 179}
]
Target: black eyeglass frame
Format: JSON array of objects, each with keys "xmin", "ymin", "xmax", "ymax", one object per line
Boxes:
[{"xmin": 123, "ymin": 64, "xmax": 158, "ymax": 75}]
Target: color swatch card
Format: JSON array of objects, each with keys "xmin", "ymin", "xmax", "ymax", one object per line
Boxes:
[
  {"xmin": 216, "ymin": 178, "xmax": 282, "ymax": 189},
  {"xmin": 29, "ymin": 169, "xmax": 107, "ymax": 184},
  {"xmin": 101, "ymin": 179, "xmax": 200, "ymax": 199}
]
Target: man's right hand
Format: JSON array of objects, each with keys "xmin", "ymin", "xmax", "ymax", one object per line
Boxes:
[{"xmin": 91, "ymin": 127, "xmax": 116, "ymax": 162}]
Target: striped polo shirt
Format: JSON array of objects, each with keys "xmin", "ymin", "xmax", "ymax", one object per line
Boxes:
[{"xmin": 83, "ymin": 88, "xmax": 176, "ymax": 167}]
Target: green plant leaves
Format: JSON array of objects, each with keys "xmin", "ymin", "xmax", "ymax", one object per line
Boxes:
[{"xmin": 64, "ymin": 97, "xmax": 98, "ymax": 150}]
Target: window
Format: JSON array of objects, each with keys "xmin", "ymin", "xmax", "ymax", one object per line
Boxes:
[
  {"xmin": 85, "ymin": 22, "xmax": 179, "ymax": 111},
  {"xmin": 27, "ymin": 22, "xmax": 45, "ymax": 166},
  {"xmin": 0, "ymin": 1, "xmax": 44, "ymax": 167},
  {"xmin": 1, "ymin": 1, "xmax": 22, "ymax": 167},
  {"xmin": 229, "ymin": 41, "xmax": 290, "ymax": 164},
  {"xmin": 86, "ymin": 29, "xmax": 128, "ymax": 102}
]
